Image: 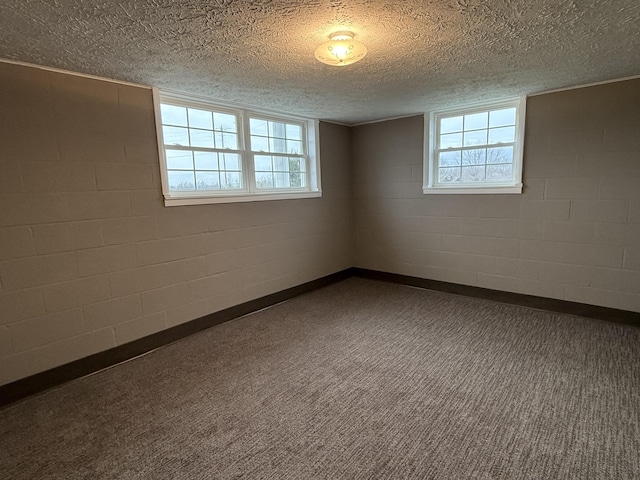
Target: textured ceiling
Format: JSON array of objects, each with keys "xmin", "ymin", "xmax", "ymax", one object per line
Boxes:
[{"xmin": 1, "ymin": 1, "xmax": 639, "ymax": 124}]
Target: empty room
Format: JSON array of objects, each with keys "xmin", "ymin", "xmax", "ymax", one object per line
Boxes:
[{"xmin": 1, "ymin": 1, "xmax": 639, "ymax": 478}]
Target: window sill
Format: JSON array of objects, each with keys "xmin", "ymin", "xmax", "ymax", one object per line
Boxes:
[
  {"xmin": 164, "ymin": 190, "xmax": 322, "ymax": 206},
  {"xmin": 422, "ymin": 184, "xmax": 522, "ymax": 195}
]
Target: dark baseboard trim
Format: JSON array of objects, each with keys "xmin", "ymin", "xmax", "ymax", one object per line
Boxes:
[
  {"xmin": 352, "ymin": 268, "xmax": 640, "ymax": 327},
  {"xmin": 3, "ymin": 266, "xmax": 638, "ymax": 408},
  {"xmin": 0, "ymin": 268, "xmax": 355, "ymax": 409}
]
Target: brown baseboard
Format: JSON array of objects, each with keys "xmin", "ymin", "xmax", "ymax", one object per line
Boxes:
[
  {"xmin": 352, "ymin": 268, "xmax": 640, "ymax": 327},
  {"xmin": 0, "ymin": 268, "xmax": 355, "ymax": 409},
  {"xmin": 3, "ymin": 266, "xmax": 637, "ymax": 408}
]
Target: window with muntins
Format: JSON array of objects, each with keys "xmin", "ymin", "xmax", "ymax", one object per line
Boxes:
[
  {"xmin": 424, "ymin": 97, "xmax": 526, "ymax": 194},
  {"xmin": 250, "ymin": 117, "xmax": 307, "ymax": 190},
  {"xmin": 153, "ymin": 89, "xmax": 321, "ymax": 206}
]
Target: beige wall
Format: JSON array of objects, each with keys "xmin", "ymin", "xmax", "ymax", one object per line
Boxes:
[
  {"xmin": 0, "ymin": 62, "xmax": 352, "ymax": 385},
  {"xmin": 1, "ymin": 60, "xmax": 638, "ymax": 387},
  {"xmin": 353, "ymin": 78, "xmax": 640, "ymax": 313}
]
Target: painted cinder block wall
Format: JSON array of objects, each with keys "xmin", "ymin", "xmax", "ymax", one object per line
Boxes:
[
  {"xmin": 0, "ymin": 62, "xmax": 353, "ymax": 385},
  {"xmin": 1, "ymin": 60, "xmax": 638, "ymax": 387},
  {"xmin": 352, "ymin": 78, "xmax": 640, "ymax": 313}
]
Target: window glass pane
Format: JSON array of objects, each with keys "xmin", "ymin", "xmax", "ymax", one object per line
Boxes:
[
  {"xmin": 161, "ymin": 104, "xmax": 187, "ymax": 126},
  {"xmin": 163, "ymin": 126, "xmax": 189, "ymax": 146},
  {"xmin": 222, "ymin": 133, "xmax": 238, "ymax": 150},
  {"xmin": 273, "ymin": 156, "xmax": 288, "ymax": 172},
  {"xmin": 165, "ymin": 149, "xmax": 193, "ymax": 170},
  {"xmin": 213, "ymin": 113, "xmax": 237, "ymax": 133},
  {"xmin": 440, "ymin": 116, "xmax": 463, "ymax": 134},
  {"xmin": 464, "ymin": 112, "xmax": 488, "ymax": 130},
  {"xmin": 167, "ymin": 170, "xmax": 195, "ymax": 191},
  {"xmin": 286, "ymin": 124, "xmax": 302, "ymax": 140},
  {"xmin": 290, "ymin": 174, "xmax": 303, "ymax": 188},
  {"xmin": 269, "ymin": 121, "xmax": 287, "ymax": 138},
  {"xmin": 462, "ymin": 149, "xmax": 486, "ymax": 166},
  {"xmin": 222, "ymin": 154, "xmax": 240, "ymax": 171},
  {"xmin": 188, "ymin": 109, "xmax": 213, "ymax": 129},
  {"xmin": 250, "ymin": 118, "xmax": 268, "ymax": 136},
  {"xmin": 214, "ymin": 131, "xmax": 238, "ymax": 149},
  {"xmin": 275, "ymin": 173, "xmax": 291, "ymax": 188},
  {"xmin": 214, "ymin": 132, "xmax": 223, "ymax": 149},
  {"xmin": 440, "ymin": 132, "xmax": 462, "ymax": 149},
  {"xmin": 251, "ymin": 135, "xmax": 269, "ymax": 152},
  {"xmin": 194, "ymin": 152, "xmax": 218, "ymax": 170},
  {"xmin": 287, "ymin": 140, "xmax": 302, "ymax": 154},
  {"xmin": 255, "ymin": 172, "xmax": 274, "ymax": 189},
  {"xmin": 488, "ymin": 126, "xmax": 515, "ymax": 144},
  {"xmin": 487, "ymin": 146, "xmax": 513, "ymax": 164},
  {"xmin": 461, "ymin": 165, "xmax": 486, "ymax": 182},
  {"xmin": 463, "ymin": 129, "xmax": 488, "ymax": 147},
  {"xmin": 254, "ymin": 155, "xmax": 272, "ymax": 172},
  {"xmin": 269, "ymin": 137, "xmax": 287, "ymax": 154},
  {"xmin": 439, "ymin": 150, "xmax": 461, "ymax": 167},
  {"xmin": 222, "ymin": 172, "xmax": 241, "ymax": 189},
  {"xmin": 195, "ymin": 171, "xmax": 220, "ymax": 190},
  {"xmin": 289, "ymin": 158, "xmax": 306, "ymax": 173},
  {"xmin": 486, "ymin": 163, "xmax": 513, "ymax": 181},
  {"xmin": 289, "ymin": 159, "xmax": 305, "ymax": 187},
  {"xmin": 439, "ymin": 167, "xmax": 461, "ymax": 183},
  {"xmin": 489, "ymin": 108, "xmax": 516, "ymax": 128},
  {"xmin": 190, "ymin": 129, "xmax": 214, "ymax": 148}
]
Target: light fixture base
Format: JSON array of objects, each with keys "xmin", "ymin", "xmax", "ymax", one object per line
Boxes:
[{"xmin": 329, "ymin": 31, "xmax": 355, "ymax": 42}]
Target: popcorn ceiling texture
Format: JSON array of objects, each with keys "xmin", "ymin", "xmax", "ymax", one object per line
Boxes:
[{"xmin": 0, "ymin": 0, "xmax": 639, "ymax": 124}]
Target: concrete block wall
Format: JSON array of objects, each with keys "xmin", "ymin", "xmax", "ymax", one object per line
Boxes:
[
  {"xmin": 0, "ymin": 62, "xmax": 352, "ymax": 385},
  {"xmin": 352, "ymin": 78, "xmax": 640, "ymax": 313},
  {"xmin": 1, "ymin": 59, "xmax": 638, "ymax": 387}
]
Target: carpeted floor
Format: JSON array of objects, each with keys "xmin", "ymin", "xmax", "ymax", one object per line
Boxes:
[{"xmin": 1, "ymin": 278, "xmax": 639, "ymax": 479}]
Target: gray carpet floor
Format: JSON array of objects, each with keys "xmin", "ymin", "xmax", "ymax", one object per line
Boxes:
[{"xmin": 1, "ymin": 278, "xmax": 639, "ymax": 479}]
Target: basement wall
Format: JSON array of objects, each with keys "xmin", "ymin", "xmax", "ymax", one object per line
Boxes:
[
  {"xmin": 2, "ymin": 61, "xmax": 638, "ymax": 387},
  {"xmin": 0, "ymin": 62, "xmax": 352, "ymax": 385},
  {"xmin": 352, "ymin": 78, "xmax": 640, "ymax": 313}
]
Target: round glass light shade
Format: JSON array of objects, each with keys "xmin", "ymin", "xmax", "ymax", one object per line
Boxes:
[{"xmin": 314, "ymin": 31, "xmax": 367, "ymax": 67}]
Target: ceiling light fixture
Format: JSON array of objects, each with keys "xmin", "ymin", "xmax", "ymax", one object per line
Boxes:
[{"xmin": 314, "ymin": 31, "xmax": 367, "ymax": 67}]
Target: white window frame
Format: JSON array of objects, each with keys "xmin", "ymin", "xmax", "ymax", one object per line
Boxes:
[
  {"xmin": 423, "ymin": 96, "xmax": 526, "ymax": 194},
  {"xmin": 153, "ymin": 88, "xmax": 321, "ymax": 206}
]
